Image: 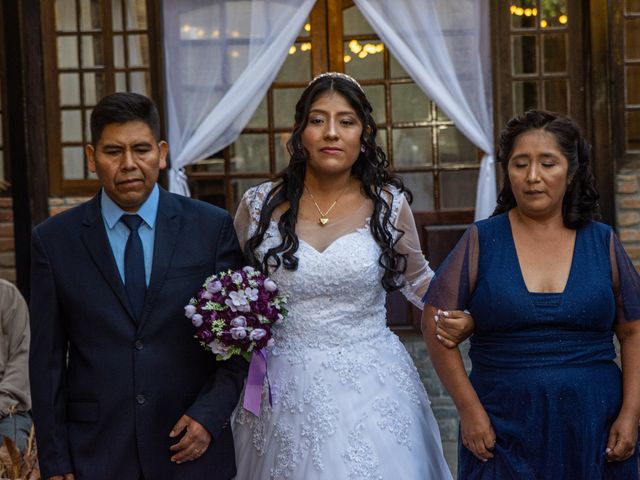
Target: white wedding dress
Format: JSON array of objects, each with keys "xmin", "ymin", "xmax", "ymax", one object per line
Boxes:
[{"xmin": 232, "ymin": 182, "xmax": 452, "ymax": 480}]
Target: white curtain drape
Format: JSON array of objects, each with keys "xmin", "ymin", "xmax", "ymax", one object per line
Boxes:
[
  {"xmin": 354, "ymin": 0, "xmax": 496, "ymax": 220},
  {"xmin": 162, "ymin": 0, "xmax": 316, "ymax": 195}
]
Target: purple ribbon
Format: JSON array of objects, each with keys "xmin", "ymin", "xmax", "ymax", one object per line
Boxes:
[{"xmin": 243, "ymin": 349, "xmax": 271, "ymax": 416}]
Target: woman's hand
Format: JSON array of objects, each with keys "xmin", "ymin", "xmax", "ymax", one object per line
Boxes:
[
  {"xmin": 434, "ymin": 310, "xmax": 475, "ymax": 348},
  {"xmin": 605, "ymin": 412, "xmax": 638, "ymax": 462},
  {"xmin": 459, "ymin": 403, "xmax": 496, "ymax": 461}
]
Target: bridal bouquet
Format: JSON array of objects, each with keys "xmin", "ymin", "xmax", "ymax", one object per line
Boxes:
[
  {"xmin": 185, "ymin": 266, "xmax": 287, "ymax": 361},
  {"xmin": 185, "ymin": 266, "xmax": 287, "ymax": 416}
]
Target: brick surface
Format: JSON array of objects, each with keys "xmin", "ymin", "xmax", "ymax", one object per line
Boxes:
[
  {"xmin": 625, "ymin": 245, "xmax": 640, "ymax": 260},
  {"xmin": 0, "ymin": 268, "xmax": 16, "ymax": 283},
  {"xmin": 0, "ymin": 223, "xmax": 13, "ymax": 238},
  {"xmin": 0, "ymin": 238, "xmax": 14, "ymax": 252},
  {"xmin": 0, "ymin": 210, "xmax": 13, "ymax": 222},
  {"xmin": 617, "ymin": 175, "xmax": 639, "ymax": 194},
  {"xmin": 617, "ymin": 211, "xmax": 640, "ymax": 227},
  {"xmin": 619, "ymin": 229, "xmax": 640, "ymax": 242},
  {"xmin": 0, "ymin": 198, "xmax": 12, "ymax": 208},
  {"xmin": 618, "ymin": 197, "xmax": 640, "ymax": 210},
  {"xmin": 0, "ymin": 252, "xmax": 15, "ymax": 268}
]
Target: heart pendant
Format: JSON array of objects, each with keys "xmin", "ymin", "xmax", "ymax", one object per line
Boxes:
[{"xmin": 319, "ymin": 218, "xmax": 329, "ymax": 226}]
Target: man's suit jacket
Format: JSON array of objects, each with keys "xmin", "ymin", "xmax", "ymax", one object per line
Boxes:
[{"xmin": 29, "ymin": 188, "xmax": 247, "ymax": 480}]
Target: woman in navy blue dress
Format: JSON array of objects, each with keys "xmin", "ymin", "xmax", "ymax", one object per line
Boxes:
[{"xmin": 424, "ymin": 110, "xmax": 640, "ymax": 479}]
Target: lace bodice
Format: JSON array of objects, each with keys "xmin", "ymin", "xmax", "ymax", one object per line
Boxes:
[{"xmin": 233, "ymin": 182, "xmax": 433, "ymax": 356}]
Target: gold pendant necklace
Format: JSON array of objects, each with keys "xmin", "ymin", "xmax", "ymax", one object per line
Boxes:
[{"xmin": 305, "ymin": 181, "xmax": 350, "ymax": 226}]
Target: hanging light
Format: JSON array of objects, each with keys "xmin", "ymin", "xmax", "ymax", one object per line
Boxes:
[
  {"xmin": 559, "ymin": 15, "xmax": 568, "ymax": 24},
  {"xmin": 289, "ymin": 45, "xmax": 297, "ymax": 55},
  {"xmin": 344, "ymin": 55, "xmax": 352, "ymax": 63},
  {"xmin": 304, "ymin": 23, "xmax": 311, "ymax": 32}
]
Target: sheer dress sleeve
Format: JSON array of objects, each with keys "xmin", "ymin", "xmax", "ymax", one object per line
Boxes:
[
  {"xmin": 392, "ymin": 194, "xmax": 434, "ymax": 309},
  {"xmin": 422, "ymin": 223, "xmax": 479, "ymax": 311},
  {"xmin": 233, "ymin": 183, "xmax": 273, "ymax": 251},
  {"xmin": 610, "ymin": 231, "xmax": 640, "ymax": 324}
]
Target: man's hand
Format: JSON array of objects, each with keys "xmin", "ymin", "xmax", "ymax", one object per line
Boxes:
[
  {"xmin": 49, "ymin": 475, "xmax": 75, "ymax": 480},
  {"xmin": 434, "ymin": 310, "xmax": 475, "ymax": 348},
  {"xmin": 169, "ymin": 414, "xmax": 212, "ymax": 464}
]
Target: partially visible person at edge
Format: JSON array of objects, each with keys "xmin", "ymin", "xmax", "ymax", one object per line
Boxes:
[
  {"xmin": 0, "ymin": 279, "xmax": 31, "ymax": 451},
  {"xmin": 29, "ymin": 92, "xmax": 247, "ymax": 480},
  {"xmin": 423, "ymin": 109, "xmax": 640, "ymax": 479},
  {"xmin": 231, "ymin": 72, "xmax": 473, "ymax": 479}
]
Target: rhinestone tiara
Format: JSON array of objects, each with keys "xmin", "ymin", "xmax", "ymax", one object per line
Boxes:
[{"xmin": 308, "ymin": 72, "xmax": 364, "ymax": 93}]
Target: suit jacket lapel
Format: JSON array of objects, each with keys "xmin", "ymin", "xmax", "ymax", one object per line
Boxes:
[
  {"xmin": 80, "ymin": 193, "xmax": 136, "ymax": 322},
  {"xmin": 137, "ymin": 188, "xmax": 181, "ymax": 331}
]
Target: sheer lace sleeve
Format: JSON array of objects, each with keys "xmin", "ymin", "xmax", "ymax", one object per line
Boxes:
[
  {"xmin": 422, "ymin": 223, "xmax": 479, "ymax": 311},
  {"xmin": 233, "ymin": 182, "xmax": 272, "ymax": 251},
  {"xmin": 392, "ymin": 194, "xmax": 434, "ymax": 309},
  {"xmin": 610, "ymin": 231, "xmax": 640, "ymax": 324},
  {"xmin": 233, "ymin": 192, "xmax": 254, "ymax": 251}
]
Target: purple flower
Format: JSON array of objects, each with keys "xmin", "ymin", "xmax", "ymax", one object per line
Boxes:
[
  {"xmin": 231, "ymin": 272, "xmax": 244, "ymax": 284},
  {"xmin": 199, "ymin": 329, "xmax": 214, "ymax": 342},
  {"xmin": 226, "ymin": 290, "xmax": 250, "ymax": 312},
  {"xmin": 244, "ymin": 287, "xmax": 259, "ymax": 302},
  {"xmin": 184, "ymin": 304, "xmax": 197, "ymax": 319},
  {"xmin": 191, "ymin": 314, "xmax": 203, "ymax": 328},
  {"xmin": 201, "ymin": 291, "xmax": 213, "ymax": 301},
  {"xmin": 231, "ymin": 316, "xmax": 247, "ymax": 328},
  {"xmin": 264, "ymin": 278, "xmax": 277, "ymax": 292},
  {"xmin": 207, "ymin": 280, "xmax": 222, "ymax": 293},
  {"xmin": 231, "ymin": 326, "xmax": 247, "ymax": 340},
  {"xmin": 267, "ymin": 338, "xmax": 275, "ymax": 348},
  {"xmin": 208, "ymin": 339, "xmax": 228, "ymax": 355},
  {"xmin": 249, "ymin": 328, "xmax": 267, "ymax": 341}
]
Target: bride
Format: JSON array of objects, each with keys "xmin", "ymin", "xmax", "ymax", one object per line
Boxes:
[{"xmin": 232, "ymin": 72, "xmax": 459, "ymax": 479}]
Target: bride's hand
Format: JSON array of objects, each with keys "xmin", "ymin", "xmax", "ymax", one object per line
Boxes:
[
  {"xmin": 459, "ymin": 403, "xmax": 496, "ymax": 461},
  {"xmin": 434, "ymin": 310, "xmax": 475, "ymax": 348}
]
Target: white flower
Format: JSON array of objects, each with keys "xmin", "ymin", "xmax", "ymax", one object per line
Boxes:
[
  {"xmin": 184, "ymin": 304, "xmax": 197, "ymax": 319},
  {"xmin": 242, "ymin": 266, "xmax": 255, "ymax": 274},
  {"xmin": 249, "ymin": 328, "xmax": 266, "ymax": 341},
  {"xmin": 244, "ymin": 287, "xmax": 259, "ymax": 302},
  {"xmin": 231, "ymin": 326, "xmax": 247, "ymax": 340},
  {"xmin": 264, "ymin": 278, "xmax": 277, "ymax": 292},
  {"xmin": 208, "ymin": 339, "xmax": 228, "ymax": 355},
  {"xmin": 231, "ymin": 316, "xmax": 247, "ymax": 327},
  {"xmin": 191, "ymin": 314, "xmax": 203, "ymax": 328}
]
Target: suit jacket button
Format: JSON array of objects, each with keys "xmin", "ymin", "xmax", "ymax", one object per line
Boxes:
[
  {"xmin": 136, "ymin": 394, "xmax": 146, "ymax": 405},
  {"xmin": 134, "ymin": 340, "xmax": 144, "ymax": 350}
]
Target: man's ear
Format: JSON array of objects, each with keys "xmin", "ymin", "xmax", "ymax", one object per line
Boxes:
[
  {"xmin": 158, "ymin": 141, "xmax": 169, "ymax": 170},
  {"xmin": 85, "ymin": 144, "xmax": 96, "ymax": 173}
]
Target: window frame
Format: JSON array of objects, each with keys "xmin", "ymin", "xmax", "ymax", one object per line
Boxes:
[{"xmin": 42, "ymin": 0, "xmax": 164, "ymax": 196}]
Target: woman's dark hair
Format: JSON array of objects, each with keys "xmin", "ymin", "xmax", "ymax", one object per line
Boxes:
[
  {"xmin": 246, "ymin": 73, "xmax": 411, "ymax": 291},
  {"xmin": 493, "ymin": 109, "xmax": 599, "ymax": 228},
  {"xmin": 90, "ymin": 92, "xmax": 161, "ymax": 145}
]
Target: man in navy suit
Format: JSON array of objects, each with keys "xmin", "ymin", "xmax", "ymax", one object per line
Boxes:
[{"xmin": 29, "ymin": 93, "xmax": 247, "ymax": 480}]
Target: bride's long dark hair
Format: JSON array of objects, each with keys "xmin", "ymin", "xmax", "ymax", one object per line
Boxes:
[{"xmin": 246, "ymin": 73, "xmax": 411, "ymax": 292}]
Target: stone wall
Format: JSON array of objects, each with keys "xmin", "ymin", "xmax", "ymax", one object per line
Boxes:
[{"xmin": 616, "ymin": 169, "xmax": 640, "ymax": 271}]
